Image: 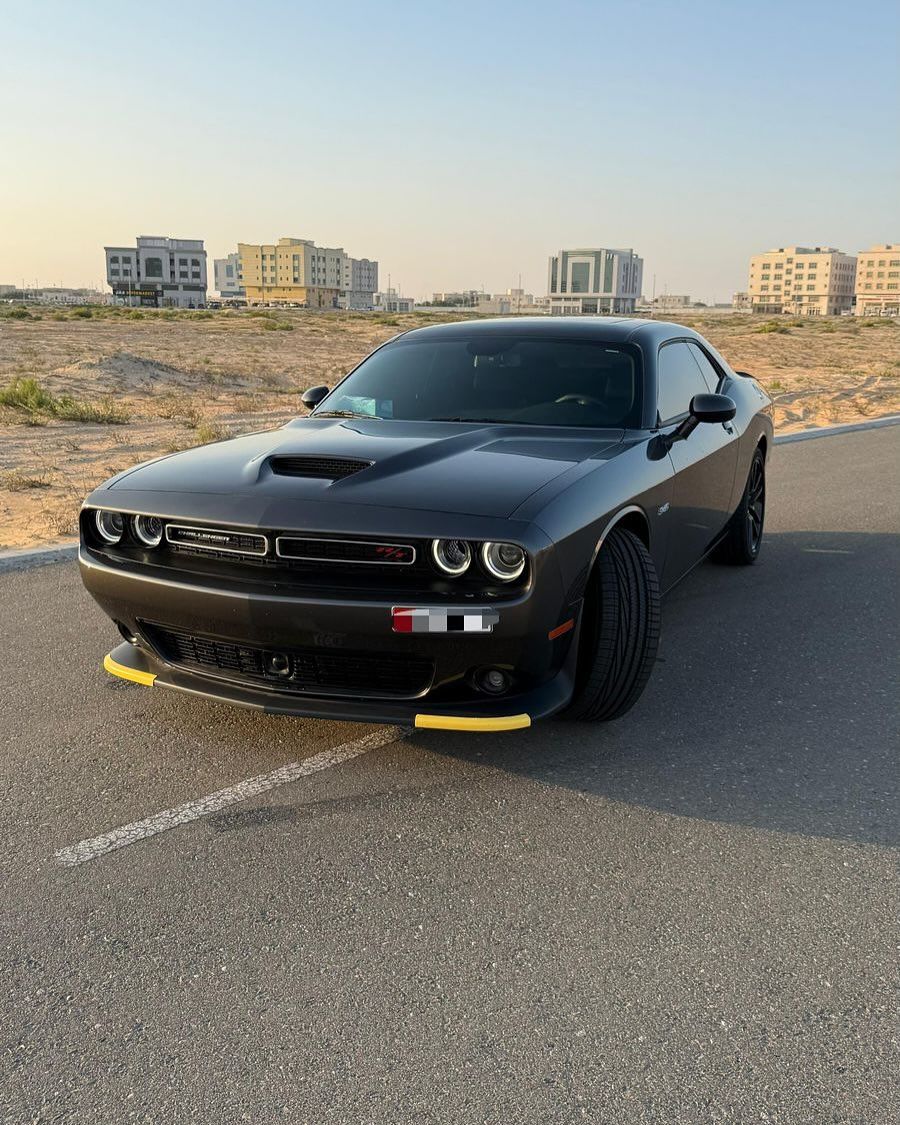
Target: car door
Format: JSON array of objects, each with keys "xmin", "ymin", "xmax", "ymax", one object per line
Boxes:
[{"xmin": 658, "ymin": 340, "xmax": 739, "ymax": 587}]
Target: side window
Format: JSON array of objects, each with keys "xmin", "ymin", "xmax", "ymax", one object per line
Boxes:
[
  {"xmin": 657, "ymin": 341, "xmax": 709, "ymax": 424},
  {"xmin": 686, "ymin": 342, "xmax": 721, "ymax": 390}
]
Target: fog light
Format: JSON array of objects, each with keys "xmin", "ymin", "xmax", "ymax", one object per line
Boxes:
[
  {"xmin": 477, "ymin": 667, "xmax": 510, "ymax": 695},
  {"xmin": 266, "ymin": 652, "xmax": 291, "ymax": 677}
]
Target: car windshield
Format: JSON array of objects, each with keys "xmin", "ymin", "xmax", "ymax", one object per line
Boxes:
[{"xmin": 313, "ymin": 335, "xmax": 642, "ymax": 428}]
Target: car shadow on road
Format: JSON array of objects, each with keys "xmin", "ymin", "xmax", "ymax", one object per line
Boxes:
[{"xmin": 424, "ymin": 530, "xmax": 899, "ymax": 849}]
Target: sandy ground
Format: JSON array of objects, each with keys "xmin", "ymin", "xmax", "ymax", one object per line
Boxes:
[{"xmin": 1, "ymin": 308, "xmax": 898, "ymax": 550}]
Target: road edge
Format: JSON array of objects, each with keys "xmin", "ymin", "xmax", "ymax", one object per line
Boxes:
[
  {"xmin": 0, "ymin": 540, "xmax": 78, "ymax": 574},
  {"xmin": 2, "ymin": 414, "xmax": 898, "ymax": 575},
  {"xmin": 773, "ymin": 413, "xmax": 900, "ymax": 445}
]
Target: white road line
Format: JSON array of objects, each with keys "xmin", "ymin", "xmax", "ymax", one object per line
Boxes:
[{"xmin": 55, "ymin": 725, "xmax": 408, "ymax": 867}]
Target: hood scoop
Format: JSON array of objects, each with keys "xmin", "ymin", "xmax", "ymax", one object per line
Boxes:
[{"xmin": 269, "ymin": 455, "xmax": 373, "ymax": 480}]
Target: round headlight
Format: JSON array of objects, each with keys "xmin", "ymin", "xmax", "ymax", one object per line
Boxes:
[
  {"xmin": 133, "ymin": 514, "xmax": 164, "ymax": 547},
  {"xmin": 431, "ymin": 538, "xmax": 472, "ymax": 576},
  {"xmin": 94, "ymin": 509, "xmax": 124, "ymax": 544},
  {"xmin": 481, "ymin": 541, "xmax": 526, "ymax": 581}
]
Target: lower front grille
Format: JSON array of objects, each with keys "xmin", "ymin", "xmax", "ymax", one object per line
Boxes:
[{"xmin": 142, "ymin": 623, "xmax": 434, "ymax": 699}]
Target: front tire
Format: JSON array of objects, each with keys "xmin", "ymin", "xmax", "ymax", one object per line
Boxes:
[
  {"xmin": 714, "ymin": 447, "xmax": 766, "ymax": 565},
  {"xmin": 563, "ymin": 528, "xmax": 660, "ymax": 723}
]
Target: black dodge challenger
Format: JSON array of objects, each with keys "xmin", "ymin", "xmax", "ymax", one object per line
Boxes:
[{"xmin": 79, "ymin": 317, "xmax": 772, "ymax": 731}]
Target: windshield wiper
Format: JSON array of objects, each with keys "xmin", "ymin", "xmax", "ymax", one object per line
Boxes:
[
  {"xmin": 313, "ymin": 410, "xmax": 380, "ymax": 420},
  {"xmin": 427, "ymin": 416, "xmax": 507, "ymax": 424},
  {"xmin": 428, "ymin": 416, "xmax": 542, "ymax": 426}
]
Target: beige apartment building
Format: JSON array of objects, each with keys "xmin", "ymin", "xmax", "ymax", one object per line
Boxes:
[
  {"xmin": 748, "ymin": 246, "xmax": 856, "ymax": 316},
  {"xmin": 237, "ymin": 239, "xmax": 379, "ymax": 308},
  {"xmin": 238, "ymin": 239, "xmax": 344, "ymax": 307},
  {"xmin": 854, "ymin": 244, "xmax": 900, "ymax": 316}
]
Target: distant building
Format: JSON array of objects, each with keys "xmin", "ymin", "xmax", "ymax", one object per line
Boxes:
[
  {"xmin": 732, "ymin": 291, "xmax": 752, "ymax": 312},
  {"xmin": 473, "ymin": 290, "xmax": 535, "ymax": 315},
  {"xmin": 747, "ymin": 246, "xmax": 856, "ymax": 316},
  {"xmin": 340, "ymin": 258, "xmax": 379, "ymax": 310},
  {"xmin": 214, "ymin": 253, "xmax": 244, "ymax": 298},
  {"xmin": 34, "ymin": 288, "xmax": 108, "ymax": 305},
  {"xmin": 854, "ymin": 244, "xmax": 900, "ymax": 316},
  {"xmin": 651, "ymin": 294, "xmax": 691, "ymax": 310},
  {"xmin": 374, "ymin": 288, "xmax": 414, "ymax": 314},
  {"xmin": 546, "ymin": 248, "xmax": 643, "ymax": 315},
  {"xmin": 430, "ymin": 290, "xmax": 482, "ymax": 307},
  {"xmin": 105, "ymin": 236, "xmax": 207, "ymax": 308},
  {"xmin": 238, "ymin": 237, "xmax": 377, "ymax": 308}
]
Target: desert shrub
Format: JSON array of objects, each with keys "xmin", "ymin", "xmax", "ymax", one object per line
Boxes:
[
  {"xmin": 860, "ymin": 318, "xmax": 895, "ymax": 328},
  {"xmin": 755, "ymin": 321, "xmax": 789, "ymax": 334},
  {"xmin": 2, "ymin": 306, "xmax": 34, "ymax": 320},
  {"xmin": 53, "ymin": 395, "xmax": 132, "ymax": 424},
  {"xmin": 0, "ymin": 376, "xmax": 56, "ymax": 411},
  {"xmin": 0, "ymin": 377, "xmax": 131, "ymax": 424},
  {"xmin": 195, "ymin": 420, "xmax": 229, "ymax": 444},
  {"xmin": 0, "ymin": 469, "xmax": 52, "ymax": 491},
  {"xmin": 262, "ymin": 319, "xmax": 294, "ymax": 331},
  {"xmin": 70, "ymin": 306, "xmax": 94, "ymax": 318}
]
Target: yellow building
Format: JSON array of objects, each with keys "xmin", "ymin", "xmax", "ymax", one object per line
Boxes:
[
  {"xmin": 854, "ymin": 244, "xmax": 900, "ymax": 317},
  {"xmin": 237, "ymin": 238, "xmax": 345, "ymax": 307},
  {"xmin": 747, "ymin": 246, "xmax": 856, "ymax": 316}
]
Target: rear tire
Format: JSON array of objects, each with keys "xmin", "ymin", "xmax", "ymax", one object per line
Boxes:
[
  {"xmin": 563, "ymin": 528, "xmax": 660, "ymax": 723},
  {"xmin": 713, "ymin": 447, "xmax": 766, "ymax": 565}
]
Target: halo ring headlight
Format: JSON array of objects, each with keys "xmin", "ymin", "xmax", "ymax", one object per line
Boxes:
[
  {"xmin": 94, "ymin": 509, "xmax": 125, "ymax": 545},
  {"xmin": 481, "ymin": 541, "xmax": 526, "ymax": 582},
  {"xmin": 133, "ymin": 514, "xmax": 164, "ymax": 548},
  {"xmin": 431, "ymin": 538, "xmax": 472, "ymax": 576}
]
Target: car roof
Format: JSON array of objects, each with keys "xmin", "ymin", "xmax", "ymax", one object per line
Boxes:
[{"xmin": 399, "ymin": 316, "xmax": 700, "ymax": 346}]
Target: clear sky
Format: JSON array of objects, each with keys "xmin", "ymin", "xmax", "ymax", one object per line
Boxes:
[{"xmin": 1, "ymin": 0, "xmax": 897, "ymax": 302}]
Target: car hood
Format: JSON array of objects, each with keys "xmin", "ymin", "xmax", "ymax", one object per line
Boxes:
[{"xmin": 106, "ymin": 418, "xmax": 624, "ymax": 518}]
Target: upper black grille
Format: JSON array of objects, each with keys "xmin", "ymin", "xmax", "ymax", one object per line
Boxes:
[
  {"xmin": 269, "ymin": 455, "xmax": 373, "ymax": 479},
  {"xmin": 275, "ymin": 537, "xmax": 415, "ymax": 565},
  {"xmin": 166, "ymin": 524, "xmax": 268, "ymax": 556},
  {"xmin": 142, "ymin": 623, "xmax": 434, "ymax": 699}
]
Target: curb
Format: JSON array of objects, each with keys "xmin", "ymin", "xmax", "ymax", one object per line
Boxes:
[
  {"xmin": 1, "ymin": 414, "xmax": 897, "ymax": 575},
  {"xmin": 0, "ymin": 541, "xmax": 78, "ymax": 574},
  {"xmin": 774, "ymin": 414, "xmax": 900, "ymax": 444}
]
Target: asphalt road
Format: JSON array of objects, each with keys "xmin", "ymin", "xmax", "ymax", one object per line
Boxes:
[{"xmin": 1, "ymin": 427, "xmax": 897, "ymax": 1124}]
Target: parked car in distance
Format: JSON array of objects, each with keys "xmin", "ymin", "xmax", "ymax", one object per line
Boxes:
[{"xmin": 79, "ymin": 317, "xmax": 773, "ymax": 732}]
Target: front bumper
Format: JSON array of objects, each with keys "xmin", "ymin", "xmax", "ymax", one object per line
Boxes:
[{"xmin": 81, "ymin": 546, "xmax": 581, "ymax": 729}]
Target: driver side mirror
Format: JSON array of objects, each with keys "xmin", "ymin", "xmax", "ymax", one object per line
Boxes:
[
  {"xmin": 301, "ymin": 385, "xmax": 329, "ymax": 410},
  {"xmin": 669, "ymin": 393, "xmax": 736, "ymax": 444}
]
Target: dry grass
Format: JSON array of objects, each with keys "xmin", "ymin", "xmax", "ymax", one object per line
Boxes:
[{"xmin": 0, "ymin": 306, "xmax": 897, "ymax": 550}]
